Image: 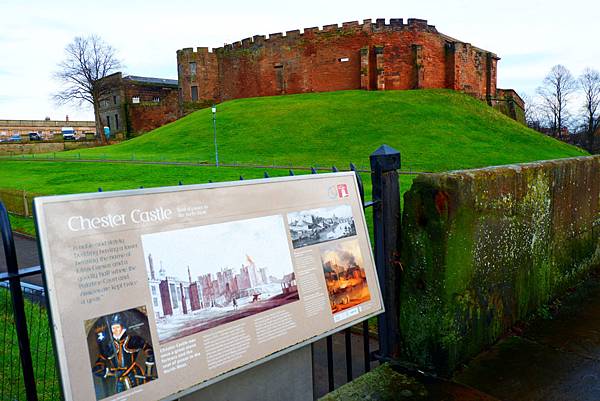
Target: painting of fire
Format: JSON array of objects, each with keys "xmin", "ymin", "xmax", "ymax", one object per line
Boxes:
[{"xmin": 320, "ymin": 240, "xmax": 371, "ymax": 314}]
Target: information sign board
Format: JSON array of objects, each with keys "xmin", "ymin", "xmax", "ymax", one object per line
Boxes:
[{"xmin": 34, "ymin": 172, "xmax": 383, "ymax": 401}]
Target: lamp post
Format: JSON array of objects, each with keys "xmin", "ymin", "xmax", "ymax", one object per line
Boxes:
[{"xmin": 211, "ymin": 104, "xmax": 219, "ymax": 167}]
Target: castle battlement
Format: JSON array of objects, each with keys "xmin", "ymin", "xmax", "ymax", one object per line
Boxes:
[
  {"xmin": 177, "ymin": 18, "xmax": 442, "ymax": 55},
  {"xmin": 177, "ymin": 46, "xmax": 216, "ymax": 55}
]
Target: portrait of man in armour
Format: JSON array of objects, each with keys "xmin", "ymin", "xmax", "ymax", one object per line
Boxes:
[{"xmin": 86, "ymin": 306, "xmax": 158, "ymax": 400}]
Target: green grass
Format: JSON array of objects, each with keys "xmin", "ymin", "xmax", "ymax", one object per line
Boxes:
[
  {"xmin": 9, "ymin": 89, "xmax": 586, "ymax": 171},
  {"xmin": 8, "ymin": 214, "xmax": 35, "ymax": 237},
  {"xmin": 0, "ymin": 289, "xmax": 60, "ymax": 400}
]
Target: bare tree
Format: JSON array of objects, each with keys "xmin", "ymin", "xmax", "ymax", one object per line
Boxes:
[
  {"xmin": 536, "ymin": 65, "xmax": 578, "ymax": 137},
  {"xmin": 53, "ymin": 35, "xmax": 122, "ymax": 143},
  {"xmin": 522, "ymin": 93, "xmax": 544, "ymax": 131},
  {"xmin": 579, "ymin": 68, "xmax": 600, "ymax": 150}
]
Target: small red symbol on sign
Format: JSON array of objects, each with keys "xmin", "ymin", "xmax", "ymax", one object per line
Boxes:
[{"xmin": 337, "ymin": 184, "xmax": 349, "ymax": 198}]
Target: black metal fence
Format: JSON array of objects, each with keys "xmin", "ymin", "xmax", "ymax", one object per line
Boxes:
[{"xmin": 0, "ymin": 145, "xmax": 403, "ymax": 401}]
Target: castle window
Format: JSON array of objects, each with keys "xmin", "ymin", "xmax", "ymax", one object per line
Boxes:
[
  {"xmin": 191, "ymin": 86, "xmax": 198, "ymax": 101},
  {"xmin": 190, "ymin": 62, "xmax": 197, "ymax": 76},
  {"xmin": 113, "ymin": 95, "xmax": 117, "ymax": 105},
  {"xmin": 106, "ymin": 115, "xmax": 111, "ymax": 129},
  {"xmin": 132, "ymin": 96, "xmax": 140, "ymax": 104},
  {"xmin": 338, "ymin": 57, "xmax": 350, "ymax": 62},
  {"xmin": 115, "ymin": 114, "xmax": 119, "ymax": 130}
]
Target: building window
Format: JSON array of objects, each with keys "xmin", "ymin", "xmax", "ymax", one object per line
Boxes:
[
  {"xmin": 338, "ymin": 57, "xmax": 350, "ymax": 62},
  {"xmin": 106, "ymin": 115, "xmax": 111, "ymax": 129},
  {"xmin": 132, "ymin": 96, "xmax": 140, "ymax": 104},
  {"xmin": 115, "ymin": 114, "xmax": 119, "ymax": 130},
  {"xmin": 191, "ymin": 86, "xmax": 198, "ymax": 101},
  {"xmin": 153, "ymin": 96, "xmax": 160, "ymax": 103},
  {"xmin": 190, "ymin": 62, "xmax": 197, "ymax": 76},
  {"xmin": 113, "ymin": 95, "xmax": 117, "ymax": 105},
  {"xmin": 151, "ymin": 286, "xmax": 156, "ymax": 296},
  {"xmin": 153, "ymin": 298, "xmax": 158, "ymax": 307}
]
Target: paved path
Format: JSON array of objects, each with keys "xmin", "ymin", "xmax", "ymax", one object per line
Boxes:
[
  {"xmin": 0, "ymin": 232, "xmax": 43, "ymax": 286},
  {"xmin": 454, "ymin": 271, "xmax": 600, "ymax": 401}
]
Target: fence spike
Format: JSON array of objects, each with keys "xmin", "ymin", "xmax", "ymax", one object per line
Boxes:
[
  {"xmin": 240, "ymin": 176, "xmax": 244, "ymax": 180},
  {"xmin": 332, "ymin": 165, "xmax": 338, "ymax": 172},
  {"xmin": 178, "ymin": 181, "xmax": 183, "ymax": 186},
  {"xmin": 98, "ymin": 187, "xmax": 103, "ymax": 192},
  {"xmin": 140, "ymin": 186, "xmax": 144, "ymax": 189},
  {"xmin": 289, "ymin": 169, "xmax": 294, "ymax": 176},
  {"xmin": 208, "ymin": 179, "xmax": 212, "ymax": 183},
  {"xmin": 264, "ymin": 172, "xmax": 270, "ymax": 178},
  {"xmin": 350, "ymin": 162, "xmax": 357, "ymax": 171},
  {"xmin": 311, "ymin": 167, "xmax": 317, "ymax": 174}
]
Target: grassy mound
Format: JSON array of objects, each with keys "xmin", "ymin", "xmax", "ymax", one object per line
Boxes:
[{"xmin": 54, "ymin": 89, "xmax": 585, "ymax": 171}]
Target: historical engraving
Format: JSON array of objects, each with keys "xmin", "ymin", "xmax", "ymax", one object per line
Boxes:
[{"xmin": 287, "ymin": 204, "xmax": 356, "ymax": 249}]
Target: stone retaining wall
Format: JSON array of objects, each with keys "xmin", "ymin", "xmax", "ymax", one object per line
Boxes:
[
  {"xmin": 400, "ymin": 156, "xmax": 600, "ymax": 373},
  {"xmin": 0, "ymin": 141, "xmax": 98, "ymax": 155}
]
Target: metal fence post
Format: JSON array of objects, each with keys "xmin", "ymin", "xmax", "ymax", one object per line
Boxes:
[
  {"xmin": 0, "ymin": 202, "xmax": 38, "ymax": 401},
  {"xmin": 369, "ymin": 144, "xmax": 402, "ymax": 360}
]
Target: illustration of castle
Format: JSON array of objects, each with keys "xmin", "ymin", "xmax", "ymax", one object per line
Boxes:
[{"xmin": 146, "ymin": 253, "xmax": 286, "ymax": 319}]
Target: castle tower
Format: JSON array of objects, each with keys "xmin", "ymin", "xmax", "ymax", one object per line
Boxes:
[{"xmin": 148, "ymin": 253, "xmax": 156, "ymax": 280}]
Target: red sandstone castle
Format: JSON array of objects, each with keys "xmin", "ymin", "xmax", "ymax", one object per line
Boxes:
[
  {"xmin": 95, "ymin": 18, "xmax": 524, "ymax": 137},
  {"xmin": 177, "ymin": 18, "xmax": 524, "ymax": 120}
]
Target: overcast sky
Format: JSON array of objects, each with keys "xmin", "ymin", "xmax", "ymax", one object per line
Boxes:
[{"xmin": 1, "ymin": 0, "xmax": 598, "ymax": 121}]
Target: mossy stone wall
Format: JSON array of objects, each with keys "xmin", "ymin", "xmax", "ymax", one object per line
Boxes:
[{"xmin": 400, "ymin": 156, "xmax": 600, "ymax": 374}]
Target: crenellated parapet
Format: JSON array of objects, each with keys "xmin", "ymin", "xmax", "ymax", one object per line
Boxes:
[{"xmin": 177, "ymin": 18, "xmax": 439, "ymax": 55}]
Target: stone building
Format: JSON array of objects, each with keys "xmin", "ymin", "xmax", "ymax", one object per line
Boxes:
[
  {"xmin": 97, "ymin": 72, "xmax": 179, "ymax": 137},
  {"xmin": 177, "ymin": 18, "xmax": 524, "ymax": 121}
]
